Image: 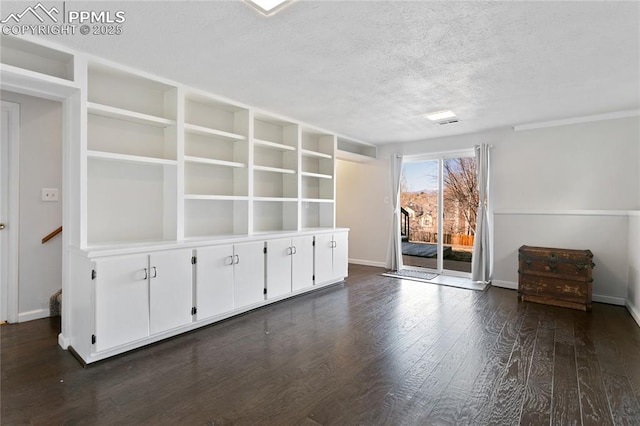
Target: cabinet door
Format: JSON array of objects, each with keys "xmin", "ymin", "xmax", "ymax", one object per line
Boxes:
[
  {"xmin": 314, "ymin": 233, "xmax": 334, "ymax": 285},
  {"xmin": 149, "ymin": 249, "xmax": 193, "ymax": 335},
  {"xmin": 95, "ymin": 254, "xmax": 149, "ymax": 352},
  {"xmin": 292, "ymin": 235, "xmax": 314, "ymax": 291},
  {"xmin": 233, "ymin": 241, "xmax": 265, "ymax": 308},
  {"xmin": 332, "ymin": 231, "xmax": 349, "ymax": 280},
  {"xmin": 266, "ymin": 238, "xmax": 292, "ymax": 300},
  {"xmin": 196, "ymin": 245, "xmax": 235, "ymax": 320}
]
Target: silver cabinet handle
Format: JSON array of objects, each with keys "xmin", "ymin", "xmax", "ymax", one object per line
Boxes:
[
  {"xmin": 292, "ymin": 246, "xmax": 297, "ymax": 254},
  {"xmin": 143, "ymin": 268, "xmax": 148, "ymax": 280},
  {"xmin": 234, "ymin": 254, "xmax": 240, "ymax": 264},
  {"xmin": 286, "ymin": 247, "xmax": 292, "ymax": 255},
  {"xmin": 225, "ymin": 255, "xmax": 234, "ymax": 266},
  {"xmin": 152, "ymin": 266, "xmax": 157, "ymax": 278}
]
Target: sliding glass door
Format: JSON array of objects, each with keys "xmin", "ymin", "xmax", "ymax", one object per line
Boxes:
[{"xmin": 400, "ymin": 151, "xmax": 477, "ymax": 276}]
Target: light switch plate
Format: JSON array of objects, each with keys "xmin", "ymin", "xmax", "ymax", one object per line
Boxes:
[{"xmin": 42, "ymin": 188, "xmax": 59, "ymax": 202}]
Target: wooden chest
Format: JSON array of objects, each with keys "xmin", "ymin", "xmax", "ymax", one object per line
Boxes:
[{"xmin": 518, "ymin": 245, "xmax": 594, "ymax": 311}]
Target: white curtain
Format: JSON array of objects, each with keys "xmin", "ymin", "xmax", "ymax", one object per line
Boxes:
[
  {"xmin": 388, "ymin": 154, "xmax": 403, "ymax": 271},
  {"xmin": 471, "ymin": 144, "xmax": 492, "ymax": 283}
]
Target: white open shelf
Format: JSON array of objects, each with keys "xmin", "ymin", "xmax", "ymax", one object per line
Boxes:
[
  {"xmin": 253, "ymin": 200, "xmax": 298, "ymax": 233},
  {"xmin": 301, "ymin": 171, "xmax": 332, "ymax": 180},
  {"xmin": 301, "ymin": 149, "xmax": 332, "ymax": 159},
  {"xmin": 301, "ymin": 200, "xmax": 335, "ymax": 229},
  {"xmin": 184, "ymin": 199, "xmax": 248, "ymax": 237},
  {"xmin": 185, "ymin": 162, "xmax": 247, "ymax": 198},
  {"xmin": 184, "ymin": 194, "xmax": 248, "ymax": 201},
  {"xmin": 184, "ymin": 156, "xmax": 245, "ymax": 169},
  {"xmin": 0, "ymin": 36, "xmax": 74, "ymax": 81},
  {"xmin": 337, "ymin": 137, "xmax": 377, "ymax": 162},
  {"xmin": 254, "ymin": 165, "xmax": 296, "ymax": 174},
  {"xmin": 184, "ymin": 123, "xmax": 246, "ymax": 140},
  {"xmin": 254, "ymin": 138, "xmax": 296, "ymax": 151},
  {"xmin": 185, "ymin": 93, "xmax": 249, "ymax": 141},
  {"xmin": 87, "ymin": 158, "xmax": 177, "ymax": 245},
  {"xmin": 88, "ymin": 102, "xmax": 176, "ymax": 127},
  {"xmin": 88, "ymin": 62, "xmax": 178, "ymax": 120},
  {"xmin": 87, "ymin": 150, "xmax": 178, "ymax": 166}
]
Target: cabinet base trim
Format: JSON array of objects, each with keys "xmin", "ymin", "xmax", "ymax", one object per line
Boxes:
[
  {"xmin": 71, "ymin": 276, "xmax": 346, "ymax": 365},
  {"xmin": 68, "ymin": 345, "xmax": 88, "ymax": 368}
]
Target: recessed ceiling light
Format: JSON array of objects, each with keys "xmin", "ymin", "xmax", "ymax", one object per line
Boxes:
[
  {"xmin": 245, "ymin": 0, "xmax": 290, "ymax": 15},
  {"xmin": 424, "ymin": 110, "xmax": 457, "ymax": 121}
]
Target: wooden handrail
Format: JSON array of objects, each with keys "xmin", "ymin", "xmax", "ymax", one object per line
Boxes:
[{"xmin": 42, "ymin": 226, "xmax": 62, "ymax": 244}]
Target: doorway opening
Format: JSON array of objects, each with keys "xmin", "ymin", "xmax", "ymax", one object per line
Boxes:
[
  {"xmin": 1, "ymin": 92, "xmax": 64, "ymax": 324},
  {"xmin": 1, "ymin": 100, "xmax": 20, "ymax": 323},
  {"xmin": 399, "ymin": 151, "xmax": 478, "ymax": 277}
]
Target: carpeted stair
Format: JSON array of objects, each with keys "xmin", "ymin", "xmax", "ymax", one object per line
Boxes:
[{"xmin": 49, "ymin": 289, "xmax": 62, "ymax": 317}]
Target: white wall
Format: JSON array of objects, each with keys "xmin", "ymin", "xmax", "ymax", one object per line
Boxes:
[
  {"xmin": 340, "ymin": 115, "xmax": 640, "ymax": 305},
  {"xmin": 1, "ymin": 90, "xmax": 63, "ymax": 321}
]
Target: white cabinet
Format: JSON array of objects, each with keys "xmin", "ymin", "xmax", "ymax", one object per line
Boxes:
[
  {"xmin": 315, "ymin": 231, "xmax": 349, "ymax": 285},
  {"xmin": 94, "ymin": 254, "xmax": 149, "ymax": 352},
  {"xmin": 148, "ymin": 250, "xmax": 193, "ymax": 335},
  {"xmin": 266, "ymin": 238, "xmax": 294, "ymax": 299},
  {"xmin": 94, "ymin": 249, "xmax": 192, "ymax": 352},
  {"xmin": 292, "ymin": 236, "xmax": 315, "ymax": 291},
  {"xmin": 195, "ymin": 241, "xmax": 265, "ymax": 320},
  {"xmin": 233, "ymin": 241, "xmax": 266, "ymax": 308},
  {"xmin": 195, "ymin": 245, "xmax": 235, "ymax": 320},
  {"xmin": 266, "ymin": 235, "xmax": 314, "ymax": 299},
  {"xmin": 332, "ymin": 232, "xmax": 349, "ymax": 279}
]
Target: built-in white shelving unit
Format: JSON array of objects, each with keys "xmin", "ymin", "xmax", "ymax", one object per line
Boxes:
[
  {"xmin": 337, "ymin": 137, "xmax": 377, "ymax": 162},
  {"xmin": 183, "ymin": 92, "xmax": 250, "ymax": 238},
  {"xmin": 0, "ymin": 36, "xmax": 74, "ymax": 81},
  {"xmin": 1, "ymin": 35, "xmax": 367, "ymax": 364},
  {"xmin": 86, "ymin": 61, "xmax": 179, "ymax": 245}
]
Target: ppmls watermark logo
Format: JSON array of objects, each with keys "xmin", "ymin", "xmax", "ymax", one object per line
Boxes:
[{"xmin": 1, "ymin": 2, "xmax": 126, "ymax": 36}]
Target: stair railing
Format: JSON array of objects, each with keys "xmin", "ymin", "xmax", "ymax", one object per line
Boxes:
[{"xmin": 42, "ymin": 226, "xmax": 62, "ymax": 244}]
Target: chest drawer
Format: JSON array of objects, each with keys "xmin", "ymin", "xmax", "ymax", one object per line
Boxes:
[{"xmin": 518, "ymin": 245, "xmax": 594, "ymax": 311}]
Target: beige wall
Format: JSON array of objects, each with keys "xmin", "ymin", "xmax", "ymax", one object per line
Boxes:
[{"xmin": 336, "ymin": 158, "xmax": 391, "ymax": 266}]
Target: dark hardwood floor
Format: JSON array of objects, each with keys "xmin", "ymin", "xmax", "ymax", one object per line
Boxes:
[{"xmin": 2, "ymin": 264, "xmax": 640, "ymax": 425}]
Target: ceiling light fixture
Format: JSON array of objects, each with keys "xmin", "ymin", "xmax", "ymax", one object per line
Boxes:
[
  {"xmin": 245, "ymin": 0, "xmax": 291, "ymax": 15},
  {"xmin": 424, "ymin": 110, "xmax": 457, "ymax": 121}
]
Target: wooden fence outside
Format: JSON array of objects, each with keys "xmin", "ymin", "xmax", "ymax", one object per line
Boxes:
[{"xmin": 409, "ymin": 231, "xmax": 475, "ymax": 247}]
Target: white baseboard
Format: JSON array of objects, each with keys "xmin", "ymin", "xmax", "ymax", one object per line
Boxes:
[
  {"xmin": 58, "ymin": 333, "xmax": 70, "ymax": 349},
  {"xmin": 492, "ymin": 280, "xmax": 518, "ymax": 290},
  {"xmin": 18, "ymin": 308, "xmax": 50, "ymax": 323},
  {"xmin": 592, "ymin": 294, "xmax": 626, "ymax": 306},
  {"xmin": 349, "ymin": 258, "xmax": 387, "ymax": 268},
  {"xmin": 626, "ymin": 300, "xmax": 640, "ymax": 328}
]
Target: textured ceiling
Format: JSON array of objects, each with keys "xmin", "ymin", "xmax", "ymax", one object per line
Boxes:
[{"xmin": 31, "ymin": 0, "xmax": 640, "ymax": 144}]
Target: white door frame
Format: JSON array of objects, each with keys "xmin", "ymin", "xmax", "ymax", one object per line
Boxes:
[
  {"xmin": 1, "ymin": 100, "xmax": 20, "ymax": 323},
  {"xmin": 400, "ymin": 149, "xmax": 475, "ymax": 278}
]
